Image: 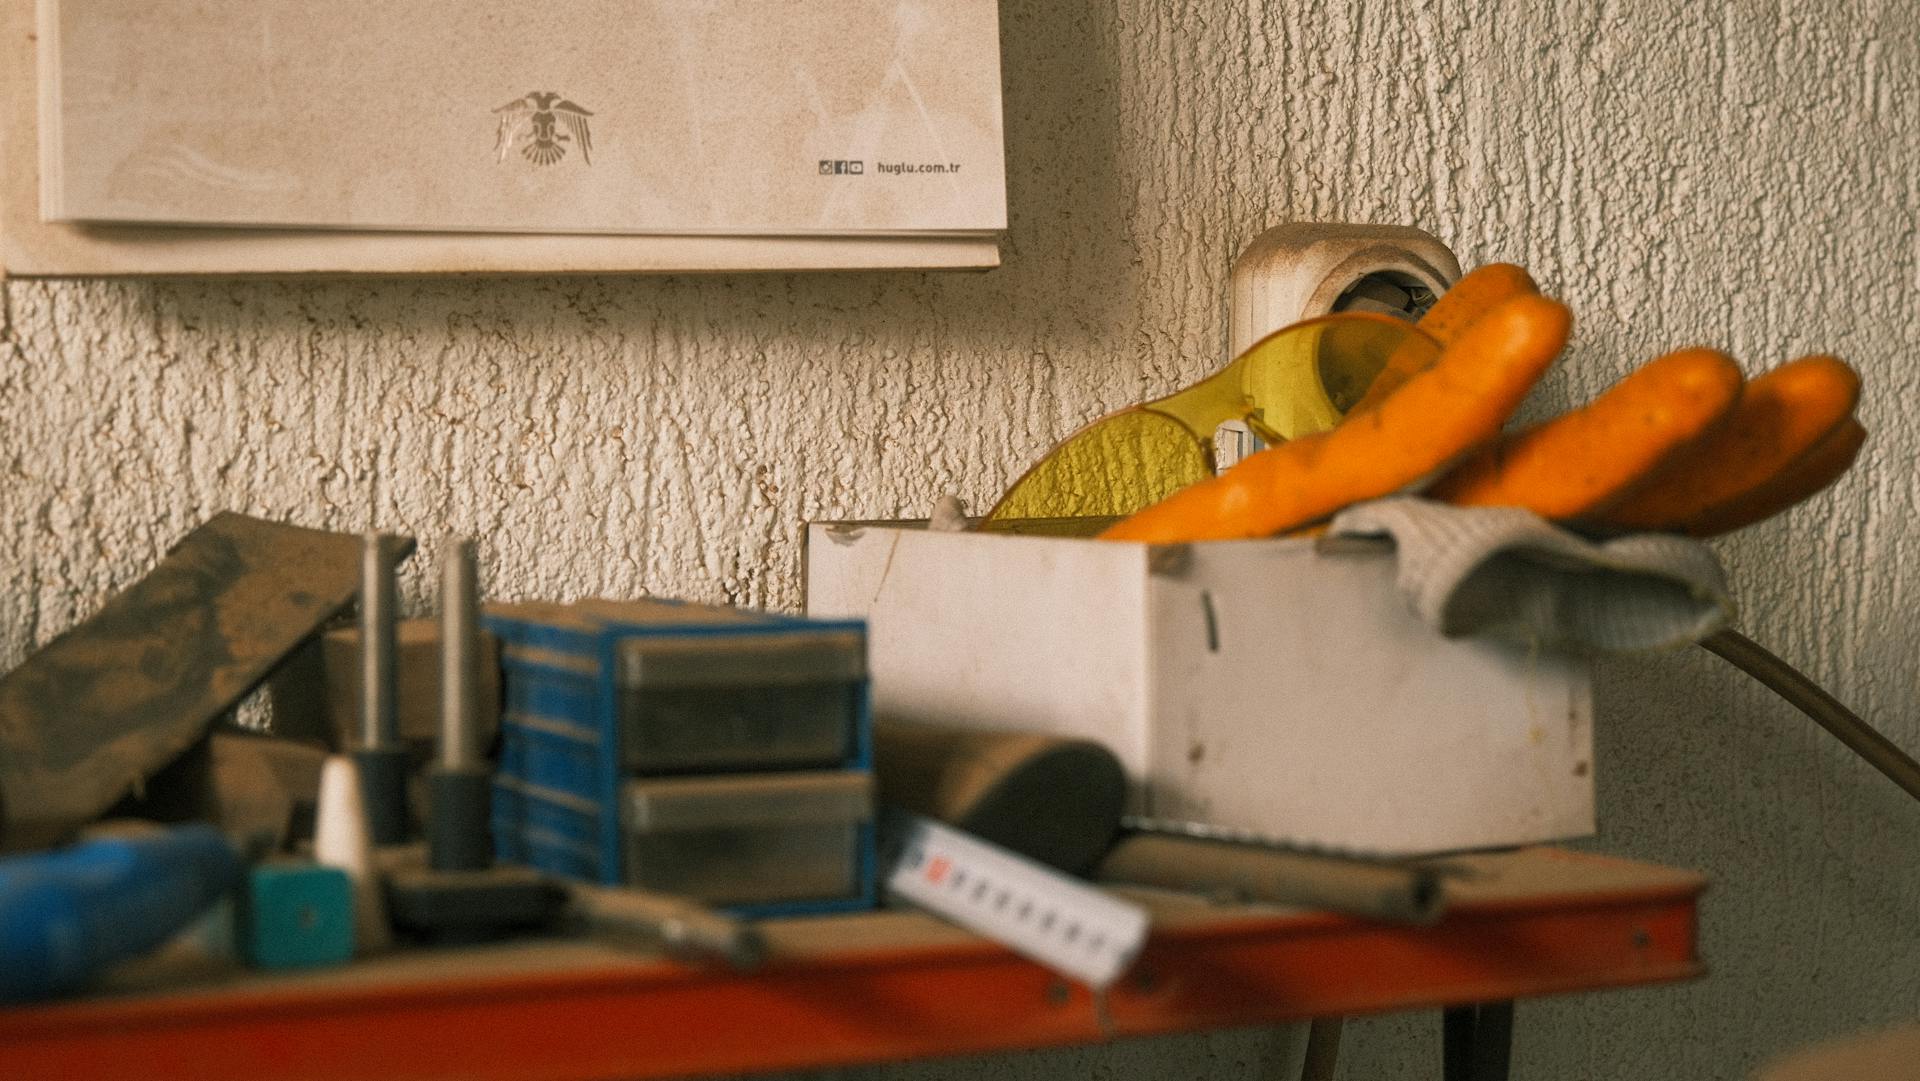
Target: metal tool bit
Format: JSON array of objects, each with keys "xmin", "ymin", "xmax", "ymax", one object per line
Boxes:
[
  {"xmin": 439, "ymin": 537, "xmax": 482, "ymax": 773},
  {"xmin": 567, "ymin": 882, "xmax": 766, "ymax": 971},
  {"xmin": 429, "ymin": 537, "xmax": 491, "ymax": 872},
  {"xmin": 354, "ymin": 531, "xmax": 411, "ymax": 845},
  {"xmin": 360, "ymin": 532, "xmax": 399, "ymax": 749}
]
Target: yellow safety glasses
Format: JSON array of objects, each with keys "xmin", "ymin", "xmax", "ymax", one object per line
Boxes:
[{"xmin": 981, "ymin": 312, "xmax": 1442, "ymax": 530}]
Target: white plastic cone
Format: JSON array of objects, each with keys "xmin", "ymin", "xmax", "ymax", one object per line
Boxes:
[{"xmin": 314, "ymin": 754, "xmax": 393, "ymax": 954}]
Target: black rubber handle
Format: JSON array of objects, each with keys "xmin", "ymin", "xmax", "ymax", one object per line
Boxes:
[{"xmin": 429, "ymin": 767, "xmax": 493, "ymax": 872}]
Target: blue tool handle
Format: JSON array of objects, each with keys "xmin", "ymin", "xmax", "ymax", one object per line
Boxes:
[{"xmin": 0, "ymin": 823, "xmax": 242, "ymax": 1001}]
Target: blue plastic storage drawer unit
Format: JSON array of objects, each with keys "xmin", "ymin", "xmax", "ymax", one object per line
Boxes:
[{"xmin": 484, "ymin": 598, "xmax": 875, "ymax": 916}]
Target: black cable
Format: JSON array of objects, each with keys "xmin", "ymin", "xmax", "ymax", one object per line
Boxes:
[{"xmin": 1701, "ymin": 629, "xmax": 1920, "ymax": 804}]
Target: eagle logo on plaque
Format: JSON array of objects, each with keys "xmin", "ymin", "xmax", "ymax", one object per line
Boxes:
[{"xmin": 493, "ymin": 92, "xmax": 594, "ymax": 166}]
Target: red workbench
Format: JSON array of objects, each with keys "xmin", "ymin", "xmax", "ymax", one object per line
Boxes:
[{"xmin": 0, "ymin": 846, "xmax": 1702, "ymax": 1081}]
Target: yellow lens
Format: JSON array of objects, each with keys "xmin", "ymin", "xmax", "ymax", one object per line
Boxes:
[
  {"xmin": 982, "ymin": 409, "xmax": 1210, "ymax": 527},
  {"xmin": 1234, "ymin": 321, "xmax": 1341, "ymax": 440},
  {"xmin": 1320, "ymin": 315, "xmax": 1424, "ymax": 412},
  {"xmin": 980, "ymin": 313, "xmax": 1439, "ymax": 531},
  {"xmin": 1235, "ymin": 314, "xmax": 1422, "ymax": 441}
]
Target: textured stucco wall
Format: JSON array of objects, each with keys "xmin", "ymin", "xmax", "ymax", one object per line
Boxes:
[{"xmin": 4, "ymin": 0, "xmax": 1917, "ymax": 1077}]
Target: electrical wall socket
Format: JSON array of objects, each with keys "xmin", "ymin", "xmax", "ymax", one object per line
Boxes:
[
  {"xmin": 1228, "ymin": 222, "xmax": 1461, "ymax": 356},
  {"xmin": 1215, "ymin": 223, "xmax": 1462, "ymax": 467}
]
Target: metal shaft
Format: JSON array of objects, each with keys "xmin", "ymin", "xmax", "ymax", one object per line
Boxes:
[
  {"xmin": 356, "ymin": 531, "xmax": 412, "ymax": 845},
  {"xmin": 568, "ymin": 883, "xmax": 766, "ymax": 970},
  {"xmin": 359, "ymin": 532, "xmax": 399, "ymax": 749},
  {"xmin": 1097, "ymin": 833, "xmax": 1446, "ymax": 924},
  {"xmin": 439, "ymin": 537, "xmax": 481, "ymax": 772}
]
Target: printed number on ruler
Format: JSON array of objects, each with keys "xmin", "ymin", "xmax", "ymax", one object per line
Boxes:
[{"xmin": 882, "ymin": 812, "xmax": 1149, "ymax": 990}]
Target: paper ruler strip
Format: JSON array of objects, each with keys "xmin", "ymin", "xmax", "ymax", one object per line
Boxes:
[{"xmin": 882, "ymin": 812, "xmax": 1148, "ymax": 990}]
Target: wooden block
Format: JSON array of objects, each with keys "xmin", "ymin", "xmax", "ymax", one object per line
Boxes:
[
  {"xmin": 873, "ymin": 720, "xmax": 1125, "ymax": 874},
  {"xmin": 106, "ymin": 732, "xmax": 328, "ymax": 848},
  {"xmin": 208, "ymin": 734, "xmax": 329, "ymax": 846},
  {"xmin": 266, "ymin": 636, "xmax": 338, "ymax": 748},
  {"xmin": 0, "ymin": 513, "xmax": 363, "ymax": 851},
  {"xmin": 318, "ymin": 620, "xmax": 501, "ymax": 755}
]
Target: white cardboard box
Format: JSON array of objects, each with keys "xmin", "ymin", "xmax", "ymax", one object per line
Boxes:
[{"xmin": 805, "ymin": 522, "xmax": 1594, "ymax": 856}]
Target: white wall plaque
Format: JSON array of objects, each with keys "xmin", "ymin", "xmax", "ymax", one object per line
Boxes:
[{"xmin": 38, "ymin": 0, "xmax": 1006, "ymax": 238}]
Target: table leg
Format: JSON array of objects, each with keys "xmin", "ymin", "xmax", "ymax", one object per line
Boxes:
[
  {"xmin": 1443, "ymin": 1001, "xmax": 1513, "ymax": 1081},
  {"xmin": 1301, "ymin": 1017, "xmax": 1344, "ymax": 1081}
]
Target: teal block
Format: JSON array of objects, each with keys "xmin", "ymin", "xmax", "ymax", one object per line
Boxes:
[{"xmin": 237, "ymin": 863, "xmax": 355, "ymax": 970}]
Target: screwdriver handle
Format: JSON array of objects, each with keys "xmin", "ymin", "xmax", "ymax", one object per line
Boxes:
[{"xmin": 0, "ymin": 824, "xmax": 242, "ymax": 1001}]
